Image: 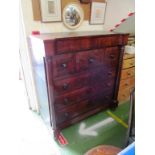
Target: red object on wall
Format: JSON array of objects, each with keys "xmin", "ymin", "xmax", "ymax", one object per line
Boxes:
[{"xmin": 31, "ymin": 31, "xmax": 40, "ymax": 35}]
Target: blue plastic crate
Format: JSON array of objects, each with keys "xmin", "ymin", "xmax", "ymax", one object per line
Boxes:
[{"xmin": 118, "ymin": 142, "xmax": 135, "ymax": 155}]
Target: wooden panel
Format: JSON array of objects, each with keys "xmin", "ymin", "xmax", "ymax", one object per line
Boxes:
[
  {"xmin": 32, "ymin": 0, "xmax": 105, "ymax": 21},
  {"xmin": 122, "ymin": 58, "xmax": 135, "ymax": 69},
  {"xmin": 31, "ymin": 0, "xmax": 41, "ymax": 20},
  {"xmin": 123, "ymin": 53, "xmax": 135, "ymax": 60},
  {"xmin": 121, "ymin": 67, "xmax": 135, "ymax": 80},
  {"xmin": 55, "ymin": 35, "xmax": 122, "ymax": 54},
  {"xmin": 118, "ymin": 87, "xmax": 132, "ymax": 102},
  {"xmin": 119, "ymin": 77, "xmax": 135, "ymax": 90}
]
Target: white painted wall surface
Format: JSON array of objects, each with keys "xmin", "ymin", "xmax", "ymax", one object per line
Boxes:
[
  {"xmin": 21, "ymin": 0, "xmax": 135, "ymax": 36},
  {"xmin": 104, "ymin": 0, "xmax": 135, "ymax": 30}
]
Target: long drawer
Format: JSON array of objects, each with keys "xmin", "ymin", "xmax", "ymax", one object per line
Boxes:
[
  {"xmin": 53, "ymin": 67, "xmax": 116, "ymax": 95},
  {"xmin": 55, "ymin": 91, "xmax": 113, "ymax": 125},
  {"xmin": 54, "ymin": 78, "xmax": 115, "ymax": 111},
  {"xmin": 55, "ymin": 35, "xmax": 122, "ymax": 54}
]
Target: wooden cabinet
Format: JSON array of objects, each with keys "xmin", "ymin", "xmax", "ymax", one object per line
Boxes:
[
  {"xmin": 118, "ymin": 54, "xmax": 135, "ymax": 102},
  {"xmin": 29, "ymin": 31, "xmax": 128, "ymax": 139}
]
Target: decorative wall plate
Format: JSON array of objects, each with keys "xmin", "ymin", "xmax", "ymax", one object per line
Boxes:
[{"xmin": 63, "ymin": 3, "xmax": 84, "ymax": 29}]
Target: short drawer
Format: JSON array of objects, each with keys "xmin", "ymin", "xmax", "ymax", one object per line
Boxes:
[
  {"xmin": 118, "ymin": 87, "xmax": 133, "ymax": 102},
  {"xmin": 119, "ymin": 77, "xmax": 135, "ymax": 90},
  {"xmin": 122, "ymin": 58, "xmax": 135, "ymax": 69},
  {"xmin": 104, "ymin": 47, "xmax": 119, "ymax": 68},
  {"xmin": 76, "ymin": 49, "xmax": 104, "ymax": 72},
  {"xmin": 54, "ymin": 87, "xmax": 91, "ymax": 110},
  {"xmin": 53, "ymin": 73, "xmax": 90, "ymax": 95},
  {"xmin": 90, "ymin": 91, "xmax": 113, "ymax": 107},
  {"xmin": 55, "ymin": 38, "xmax": 91, "ymax": 54},
  {"xmin": 121, "ymin": 67, "xmax": 135, "ymax": 79},
  {"xmin": 92, "ymin": 35, "xmax": 122, "ymax": 48},
  {"xmin": 123, "ymin": 54, "xmax": 135, "ymax": 60},
  {"xmin": 91, "ymin": 68, "xmax": 116, "ymax": 84},
  {"xmin": 90, "ymin": 79, "xmax": 115, "ymax": 97},
  {"xmin": 52, "ymin": 53, "xmax": 76, "ymax": 77}
]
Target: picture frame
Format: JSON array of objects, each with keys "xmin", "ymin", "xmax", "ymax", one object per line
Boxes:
[
  {"xmin": 62, "ymin": 3, "xmax": 84, "ymax": 30},
  {"xmin": 40, "ymin": 0, "xmax": 61, "ymax": 22},
  {"xmin": 80, "ymin": 0, "xmax": 91, "ymax": 3},
  {"xmin": 90, "ymin": 2, "xmax": 107, "ymax": 25}
]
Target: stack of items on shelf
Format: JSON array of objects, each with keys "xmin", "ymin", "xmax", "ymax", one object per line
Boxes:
[{"xmin": 118, "ymin": 35, "xmax": 135, "ymax": 103}]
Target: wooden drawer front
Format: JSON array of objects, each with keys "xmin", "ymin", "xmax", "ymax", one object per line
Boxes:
[
  {"xmin": 123, "ymin": 54, "xmax": 135, "ymax": 60},
  {"xmin": 55, "ymin": 99, "xmax": 94, "ymax": 125},
  {"xmin": 76, "ymin": 49, "xmax": 104, "ymax": 72},
  {"xmin": 118, "ymin": 88, "xmax": 132, "ymax": 102},
  {"xmin": 122, "ymin": 58, "xmax": 135, "ymax": 69},
  {"xmin": 53, "ymin": 74, "xmax": 90, "ymax": 95},
  {"xmin": 55, "ymin": 36, "xmax": 122, "ymax": 54},
  {"xmin": 121, "ymin": 67, "xmax": 135, "ymax": 79},
  {"xmin": 90, "ymin": 91, "xmax": 113, "ymax": 106},
  {"xmin": 52, "ymin": 53, "xmax": 76, "ymax": 77},
  {"xmin": 104, "ymin": 47, "xmax": 119, "ymax": 68},
  {"xmin": 92, "ymin": 36, "xmax": 122, "ymax": 48},
  {"xmin": 91, "ymin": 68, "xmax": 116, "ymax": 85},
  {"xmin": 119, "ymin": 77, "xmax": 135, "ymax": 90},
  {"xmin": 54, "ymin": 87, "xmax": 90, "ymax": 110},
  {"xmin": 91, "ymin": 79, "xmax": 115, "ymax": 96},
  {"xmin": 55, "ymin": 91, "xmax": 113, "ymax": 125},
  {"xmin": 55, "ymin": 38, "xmax": 91, "ymax": 54}
]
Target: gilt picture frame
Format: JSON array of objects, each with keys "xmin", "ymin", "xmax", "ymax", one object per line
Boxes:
[
  {"xmin": 90, "ymin": 2, "xmax": 107, "ymax": 25},
  {"xmin": 40, "ymin": 0, "xmax": 61, "ymax": 22}
]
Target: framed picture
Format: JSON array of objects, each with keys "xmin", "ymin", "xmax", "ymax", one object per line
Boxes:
[
  {"xmin": 80, "ymin": 0, "xmax": 91, "ymax": 3},
  {"xmin": 90, "ymin": 2, "xmax": 107, "ymax": 25},
  {"xmin": 40, "ymin": 0, "xmax": 61, "ymax": 22}
]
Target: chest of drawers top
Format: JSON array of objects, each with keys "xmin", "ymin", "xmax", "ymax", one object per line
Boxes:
[{"xmin": 30, "ymin": 31, "xmax": 128, "ymax": 56}]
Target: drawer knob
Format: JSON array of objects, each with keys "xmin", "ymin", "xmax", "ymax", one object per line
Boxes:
[
  {"xmin": 105, "ymin": 96, "xmax": 109, "ymax": 100},
  {"xmin": 108, "ymin": 71, "xmax": 112, "ymax": 76},
  {"xmin": 109, "ymin": 54, "xmax": 115, "ymax": 59},
  {"xmin": 64, "ymin": 98, "xmax": 69, "ymax": 104},
  {"xmin": 107, "ymin": 83, "xmax": 111, "ymax": 87},
  {"xmin": 88, "ymin": 58, "xmax": 95, "ymax": 63},
  {"xmin": 64, "ymin": 112, "xmax": 69, "ymax": 117},
  {"xmin": 125, "ymin": 82, "xmax": 129, "ymax": 86},
  {"xmin": 130, "ymin": 62, "xmax": 134, "ymax": 65},
  {"xmin": 127, "ymin": 72, "xmax": 131, "ymax": 76},
  {"xmin": 61, "ymin": 63, "xmax": 67, "ymax": 68},
  {"xmin": 63, "ymin": 83, "xmax": 69, "ymax": 90}
]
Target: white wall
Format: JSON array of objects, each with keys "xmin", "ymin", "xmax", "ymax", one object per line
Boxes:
[
  {"xmin": 104, "ymin": 0, "xmax": 135, "ymax": 30},
  {"xmin": 21, "ymin": 0, "xmax": 135, "ymax": 36}
]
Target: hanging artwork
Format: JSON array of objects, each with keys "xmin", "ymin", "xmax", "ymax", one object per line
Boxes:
[
  {"xmin": 90, "ymin": 2, "xmax": 107, "ymax": 25},
  {"xmin": 40, "ymin": 0, "xmax": 61, "ymax": 22}
]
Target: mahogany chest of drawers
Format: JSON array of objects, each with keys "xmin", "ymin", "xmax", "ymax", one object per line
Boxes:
[{"xmin": 29, "ymin": 31, "xmax": 128, "ymax": 138}]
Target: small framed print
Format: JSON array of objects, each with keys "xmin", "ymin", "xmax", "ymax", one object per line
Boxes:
[
  {"xmin": 40, "ymin": 0, "xmax": 61, "ymax": 22},
  {"xmin": 80, "ymin": 0, "xmax": 91, "ymax": 3},
  {"xmin": 90, "ymin": 2, "xmax": 107, "ymax": 25}
]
